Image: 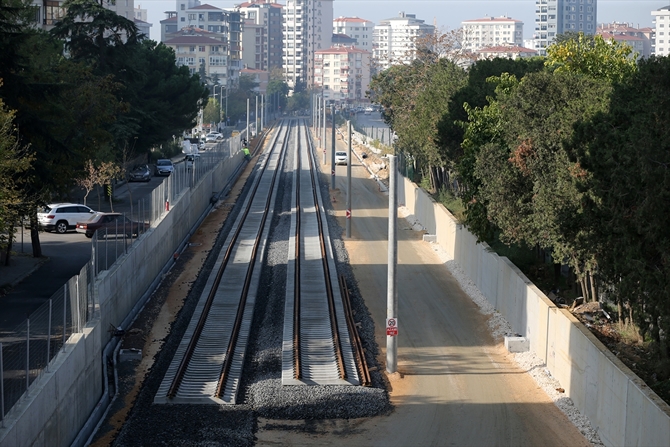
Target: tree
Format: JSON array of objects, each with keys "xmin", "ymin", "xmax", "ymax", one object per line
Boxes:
[
  {"xmin": 76, "ymin": 160, "xmax": 97, "ymax": 206},
  {"xmin": 571, "ymin": 56, "xmax": 670, "ymax": 359},
  {"xmin": 0, "ymin": 90, "xmax": 34, "ymax": 265},
  {"xmin": 203, "ymin": 97, "xmax": 221, "ymax": 126},
  {"xmin": 473, "ymin": 70, "xmax": 612, "ymax": 299},
  {"xmin": 545, "ymin": 32, "xmax": 637, "ymax": 84}
]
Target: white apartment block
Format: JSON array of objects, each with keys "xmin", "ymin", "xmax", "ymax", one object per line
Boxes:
[
  {"xmin": 652, "ymin": 5, "xmax": 670, "ymax": 56},
  {"xmin": 134, "ymin": 4, "xmax": 147, "ymax": 21},
  {"xmin": 373, "ymin": 12, "xmax": 435, "ymax": 72},
  {"xmin": 533, "ymin": 0, "xmax": 597, "ymax": 55},
  {"xmin": 282, "ymin": 0, "xmax": 333, "ymax": 90},
  {"xmin": 333, "ymin": 16, "xmax": 374, "ymax": 51},
  {"xmin": 461, "ymin": 16, "xmax": 523, "ymax": 52},
  {"xmin": 314, "ymin": 47, "xmax": 371, "ymax": 104}
]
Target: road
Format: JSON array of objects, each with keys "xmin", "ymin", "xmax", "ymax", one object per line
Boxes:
[{"xmin": 255, "ymin": 129, "xmax": 591, "ymax": 446}]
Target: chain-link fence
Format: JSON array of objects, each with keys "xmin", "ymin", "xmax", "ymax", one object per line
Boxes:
[{"xmin": 0, "ymin": 261, "xmax": 92, "ymax": 425}]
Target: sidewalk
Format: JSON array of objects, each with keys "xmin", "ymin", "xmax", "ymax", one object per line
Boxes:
[{"xmin": 0, "ymin": 252, "xmax": 48, "ymax": 291}]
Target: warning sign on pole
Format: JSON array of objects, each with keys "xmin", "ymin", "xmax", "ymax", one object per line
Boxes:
[
  {"xmin": 386, "ymin": 318, "xmax": 398, "ymax": 336},
  {"xmin": 331, "ymin": 170, "xmax": 335, "ymax": 176},
  {"xmin": 346, "ymin": 209, "xmax": 351, "ymax": 219}
]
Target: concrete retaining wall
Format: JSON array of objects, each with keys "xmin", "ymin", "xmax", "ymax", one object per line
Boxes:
[
  {"xmin": 399, "ymin": 175, "xmax": 670, "ymax": 447},
  {"xmin": 0, "ymin": 151, "xmax": 245, "ymax": 447}
]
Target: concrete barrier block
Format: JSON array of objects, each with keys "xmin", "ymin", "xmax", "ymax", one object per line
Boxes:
[
  {"xmin": 504, "ymin": 336, "xmax": 529, "ymax": 353},
  {"xmin": 422, "ymin": 234, "xmax": 436, "ymax": 243}
]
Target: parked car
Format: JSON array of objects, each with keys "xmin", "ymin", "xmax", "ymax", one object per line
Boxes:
[
  {"xmin": 128, "ymin": 164, "xmax": 151, "ymax": 182},
  {"xmin": 76, "ymin": 213, "xmax": 149, "ymax": 238},
  {"xmin": 335, "ymin": 151, "xmax": 348, "ymax": 165},
  {"xmin": 205, "ymin": 132, "xmax": 223, "ymax": 143},
  {"xmin": 38, "ymin": 203, "xmax": 97, "ymax": 234},
  {"xmin": 364, "ymin": 107, "xmax": 373, "ymax": 115},
  {"xmin": 154, "ymin": 159, "xmax": 174, "ymax": 176}
]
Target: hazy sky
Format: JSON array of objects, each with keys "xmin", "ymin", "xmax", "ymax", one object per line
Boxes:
[{"xmin": 141, "ymin": 0, "xmax": 668, "ymax": 43}]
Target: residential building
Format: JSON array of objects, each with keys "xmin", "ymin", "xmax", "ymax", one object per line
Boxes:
[
  {"xmin": 461, "ymin": 16, "xmax": 523, "ymax": 52},
  {"xmin": 332, "ymin": 34, "xmax": 357, "ymax": 46},
  {"xmin": 333, "ymin": 16, "xmax": 374, "ymax": 51},
  {"xmin": 533, "ymin": 0, "xmax": 598, "ymax": 55},
  {"xmin": 240, "ymin": 67, "xmax": 269, "ymax": 95},
  {"xmin": 236, "ymin": 1, "xmax": 283, "ymax": 72},
  {"xmin": 373, "ymin": 12, "xmax": 435, "ymax": 72},
  {"xmin": 314, "ymin": 46, "xmax": 371, "ymax": 105},
  {"xmin": 161, "ymin": 3, "xmax": 243, "ymax": 87},
  {"xmin": 476, "ymin": 43, "xmax": 537, "ymax": 60},
  {"xmin": 652, "ymin": 4, "xmax": 670, "ymax": 56},
  {"xmin": 282, "ymin": 0, "xmax": 334, "ymax": 90},
  {"xmin": 597, "ymin": 22, "xmax": 651, "ymax": 59},
  {"xmin": 134, "ymin": 4, "xmax": 147, "ymax": 21}
]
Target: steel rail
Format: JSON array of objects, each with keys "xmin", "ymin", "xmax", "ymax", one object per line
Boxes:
[
  {"xmin": 215, "ymin": 121, "xmax": 293, "ymax": 397},
  {"xmin": 293, "ymin": 123, "xmax": 302, "ymax": 380},
  {"xmin": 305, "ymin": 120, "xmax": 346, "ymax": 380},
  {"xmin": 166, "ymin": 121, "xmax": 284, "ymax": 399},
  {"xmin": 339, "ymin": 275, "xmax": 371, "ymax": 386}
]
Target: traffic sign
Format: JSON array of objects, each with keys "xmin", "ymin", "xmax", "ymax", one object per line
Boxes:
[
  {"xmin": 346, "ymin": 209, "xmax": 351, "ymax": 219},
  {"xmin": 386, "ymin": 318, "xmax": 398, "ymax": 336},
  {"xmin": 331, "ymin": 170, "xmax": 335, "ymax": 176}
]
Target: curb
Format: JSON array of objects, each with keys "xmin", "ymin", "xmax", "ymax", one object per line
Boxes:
[{"xmin": 9, "ymin": 256, "xmax": 50, "ymax": 288}]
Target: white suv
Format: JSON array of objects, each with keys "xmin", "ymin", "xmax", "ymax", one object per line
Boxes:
[{"xmin": 38, "ymin": 203, "xmax": 97, "ymax": 234}]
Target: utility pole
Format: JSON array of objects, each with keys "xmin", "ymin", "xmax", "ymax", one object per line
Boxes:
[
  {"xmin": 387, "ymin": 155, "xmax": 398, "ymax": 374},
  {"xmin": 246, "ymin": 98, "xmax": 250, "ymax": 142},
  {"xmin": 255, "ymin": 96, "xmax": 258, "ymax": 137},
  {"xmin": 322, "ymin": 97, "xmax": 326, "ymax": 165},
  {"xmin": 330, "ymin": 104, "xmax": 335, "ymax": 189},
  {"xmin": 346, "ymin": 120, "xmax": 352, "ymax": 238},
  {"xmin": 261, "ymin": 94, "xmax": 264, "ymax": 132}
]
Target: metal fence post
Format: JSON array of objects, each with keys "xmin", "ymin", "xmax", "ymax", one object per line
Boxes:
[
  {"xmin": 26, "ymin": 318, "xmax": 30, "ymax": 392},
  {"xmin": 63, "ymin": 283, "xmax": 67, "ymax": 349},
  {"xmin": 46, "ymin": 299, "xmax": 52, "ymax": 372},
  {"xmin": 76, "ymin": 278, "xmax": 81, "ymax": 333},
  {"xmin": 1, "ymin": 342, "xmax": 4, "ymax": 427}
]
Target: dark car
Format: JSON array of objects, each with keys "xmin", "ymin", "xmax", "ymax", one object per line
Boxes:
[
  {"xmin": 128, "ymin": 164, "xmax": 151, "ymax": 182},
  {"xmin": 155, "ymin": 159, "xmax": 174, "ymax": 176},
  {"xmin": 76, "ymin": 213, "xmax": 149, "ymax": 238}
]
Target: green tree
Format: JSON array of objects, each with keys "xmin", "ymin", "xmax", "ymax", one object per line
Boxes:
[
  {"xmin": 545, "ymin": 32, "xmax": 637, "ymax": 83},
  {"xmin": 0, "ymin": 92, "xmax": 34, "ymax": 265},
  {"xmin": 571, "ymin": 56, "xmax": 670, "ymax": 360},
  {"xmin": 473, "ymin": 71, "xmax": 611, "ymax": 298}
]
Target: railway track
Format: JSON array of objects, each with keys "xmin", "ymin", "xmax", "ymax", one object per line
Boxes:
[
  {"xmin": 154, "ymin": 121, "xmax": 290, "ymax": 404},
  {"xmin": 155, "ymin": 119, "xmax": 370, "ymax": 404}
]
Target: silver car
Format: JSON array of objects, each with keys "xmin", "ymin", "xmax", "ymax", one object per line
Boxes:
[
  {"xmin": 154, "ymin": 159, "xmax": 174, "ymax": 176},
  {"xmin": 335, "ymin": 151, "xmax": 348, "ymax": 165}
]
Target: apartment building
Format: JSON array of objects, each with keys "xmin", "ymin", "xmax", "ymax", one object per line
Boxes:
[
  {"xmin": 373, "ymin": 12, "xmax": 435, "ymax": 72},
  {"xmin": 533, "ymin": 0, "xmax": 597, "ymax": 55},
  {"xmin": 282, "ymin": 0, "xmax": 333, "ymax": 90},
  {"xmin": 333, "ymin": 16, "xmax": 374, "ymax": 51},
  {"xmin": 314, "ymin": 46, "xmax": 371, "ymax": 104},
  {"xmin": 652, "ymin": 4, "xmax": 670, "ymax": 56},
  {"xmin": 461, "ymin": 16, "xmax": 523, "ymax": 52},
  {"xmin": 597, "ymin": 22, "xmax": 651, "ymax": 59},
  {"xmin": 237, "ymin": 1, "xmax": 283, "ymax": 72},
  {"xmin": 161, "ymin": 3, "xmax": 243, "ymax": 86}
]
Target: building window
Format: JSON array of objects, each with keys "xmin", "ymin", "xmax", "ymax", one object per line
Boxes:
[{"xmin": 199, "ymin": 46, "xmax": 205, "ymax": 52}]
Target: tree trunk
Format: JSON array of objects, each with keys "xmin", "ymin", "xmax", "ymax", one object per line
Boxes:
[
  {"xmin": 4, "ymin": 225, "xmax": 14, "ymax": 266},
  {"xmin": 29, "ymin": 213, "xmax": 42, "ymax": 258},
  {"xmin": 589, "ymin": 270, "xmax": 598, "ymax": 303}
]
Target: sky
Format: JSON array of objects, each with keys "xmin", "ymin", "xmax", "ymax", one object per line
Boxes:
[{"xmin": 141, "ymin": 0, "xmax": 669, "ymax": 43}]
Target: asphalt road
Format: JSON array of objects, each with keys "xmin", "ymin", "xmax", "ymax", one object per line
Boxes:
[{"xmin": 255, "ymin": 129, "xmax": 591, "ymax": 446}]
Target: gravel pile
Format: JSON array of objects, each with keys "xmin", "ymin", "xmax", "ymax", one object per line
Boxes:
[
  {"xmin": 403, "ymin": 206, "xmax": 605, "ymax": 446},
  {"xmin": 113, "ymin": 137, "xmax": 390, "ymax": 446}
]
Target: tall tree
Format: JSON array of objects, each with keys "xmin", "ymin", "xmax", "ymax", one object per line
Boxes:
[{"xmin": 571, "ymin": 56, "xmax": 670, "ymax": 358}]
